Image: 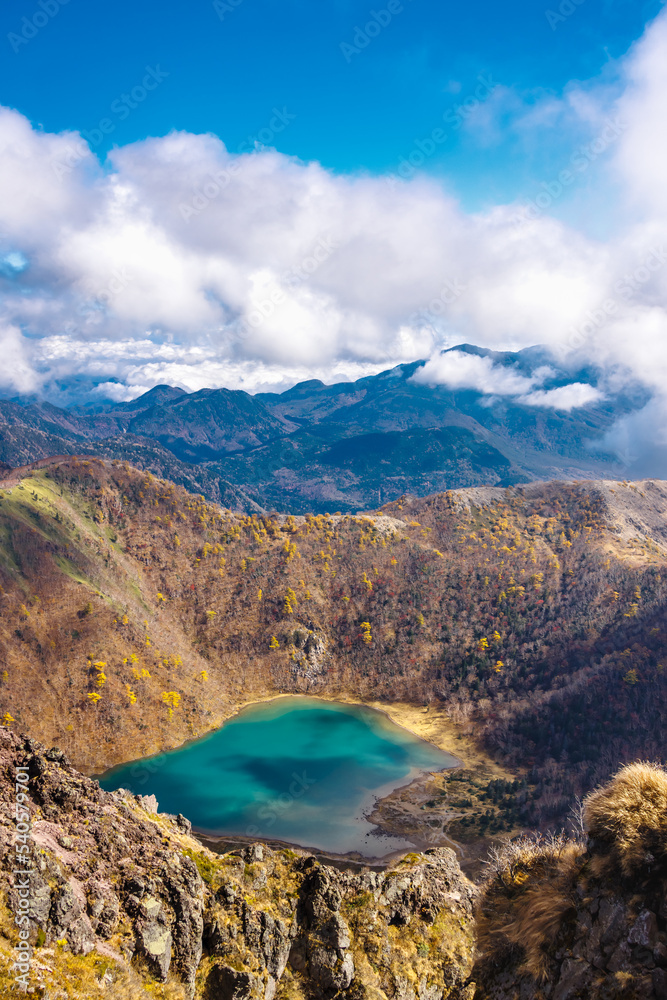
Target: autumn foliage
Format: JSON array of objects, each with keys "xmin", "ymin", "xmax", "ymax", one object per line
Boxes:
[{"xmin": 0, "ymin": 458, "xmax": 665, "ymax": 828}]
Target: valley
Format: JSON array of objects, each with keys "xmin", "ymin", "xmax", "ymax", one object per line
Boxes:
[
  {"xmin": 0, "ymin": 455, "xmax": 666, "ymax": 846},
  {"xmin": 1, "ymin": 455, "xmax": 667, "ymax": 998}
]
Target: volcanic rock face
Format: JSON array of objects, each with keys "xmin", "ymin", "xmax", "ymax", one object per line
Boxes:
[
  {"xmin": 3, "ymin": 729, "xmax": 667, "ymax": 1000},
  {"xmin": 0, "ymin": 729, "xmax": 477, "ymax": 998}
]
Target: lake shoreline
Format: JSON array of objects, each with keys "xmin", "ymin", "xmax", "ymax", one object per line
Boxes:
[
  {"xmin": 198, "ymin": 692, "xmax": 523, "ymax": 867},
  {"xmin": 98, "ymin": 694, "xmax": 459, "ymax": 859},
  {"xmin": 97, "ymin": 691, "xmax": 522, "ymax": 865},
  {"xmin": 218, "ymin": 691, "xmax": 467, "ymax": 764},
  {"xmin": 194, "ymin": 828, "xmax": 411, "ymax": 870}
]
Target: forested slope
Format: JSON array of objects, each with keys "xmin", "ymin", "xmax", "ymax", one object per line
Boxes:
[{"xmin": 0, "ymin": 458, "xmax": 665, "ymax": 831}]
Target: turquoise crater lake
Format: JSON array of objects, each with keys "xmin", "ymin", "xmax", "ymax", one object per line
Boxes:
[{"xmin": 99, "ymin": 697, "xmax": 459, "ymax": 857}]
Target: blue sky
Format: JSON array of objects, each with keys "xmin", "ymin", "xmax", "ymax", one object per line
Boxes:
[
  {"xmin": 0, "ymin": 0, "xmax": 662, "ymax": 209},
  {"xmin": 0, "ymin": 0, "xmax": 667, "ymax": 472}
]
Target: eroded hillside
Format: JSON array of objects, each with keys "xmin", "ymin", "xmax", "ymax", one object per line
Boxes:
[{"xmin": 0, "ymin": 458, "xmax": 666, "ymax": 830}]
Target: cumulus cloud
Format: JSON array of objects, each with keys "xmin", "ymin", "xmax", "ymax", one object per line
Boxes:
[
  {"xmin": 411, "ymin": 350, "xmax": 537, "ymax": 395},
  {"xmin": 90, "ymin": 382, "xmax": 150, "ymax": 403},
  {"xmin": 0, "ymin": 325, "xmax": 37, "ymax": 394},
  {"xmin": 518, "ymin": 383, "xmax": 604, "ymax": 411},
  {"xmin": 1, "ymin": 8, "xmax": 667, "ymax": 421},
  {"xmin": 411, "ymin": 352, "xmax": 602, "ymax": 411},
  {"xmin": 613, "ymin": 11, "xmax": 667, "ymax": 220}
]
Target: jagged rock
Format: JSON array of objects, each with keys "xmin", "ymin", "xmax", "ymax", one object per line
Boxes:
[
  {"xmin": 0, "ymin": 730, "xmax": 477, "ymax": 999},
  {"xmin": 606, "ymin": 939, "xmax": 632, "ymax": 973},
  {"xmin": 26, "ymin": 875, "xmax": 52, "ymax": 927},
  {"xmin": 136, "ymin": 793, "xmax": 159, "ymax": 813},
  {"xmin": 49, "ymin": 879, "xmax": 97, "ymax": 954},
  {"xmin": 290, "ymin": 863, "xmax": 355, "ymax": 993},
  {"xmin": 67, "ymin": 912, "xmax": 98, "ymax": 956},
  {"xmin": 205, "ymin": 964, "xmax": 259, "ymax": 999},
  {"xmin": 553, "ymin": 959, "xmax": 592, "ymax": 1000},
  {"xmin": 136, "ymin": 916, "xmax": 172, "ymax": 980},
  {"xmin": 86, "ymin": 879, "xmax": 119, "ymax": 937},
  {"xmin": 598, "ymin": 897, "xmax": 627, "ymax": 947},
  {"xmin": 177, "ymin": 812, "xmax": 193, "ymax": 834},
  {"xmin": 259, "ymin": 912, "xmax": 292, "ymax": 978},
  {"xmin": 629, "ymin": 909, "xmax": 659, "ymax": 948}
]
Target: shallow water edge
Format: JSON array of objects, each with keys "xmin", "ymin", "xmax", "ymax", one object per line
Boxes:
[{"xmin": 97, "ymin": 695, "xmax": 462, "ymax": 858}]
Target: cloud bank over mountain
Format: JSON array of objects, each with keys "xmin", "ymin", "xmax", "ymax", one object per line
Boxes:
[{"xmin": 0, "ymin": 9, "xmax": 666, "ymax": 448}]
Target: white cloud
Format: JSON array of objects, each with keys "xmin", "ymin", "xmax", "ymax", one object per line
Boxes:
[
  {"xmin": 33, "ymin": 335, "xmax": 386, "ymax": 395},
  {"xmin": 411, "ymin": 350, "xmax": 537, "ymax": 395},
  {"xmin": 518, "ymin": 383, "xmax": 604, "ymax": 411},
  {"xmin": 90, "ymin": 382, "xmax": 150, "ymax": 403},
  {"xmin": 412, "ymin": 352, "xmax": 603, "ymax": 411},
  {"xmin": 0, "ymin": 8, "xmax": 666, "ymax": 426},
  {"xmin": 0, "ymin": 324, "xmax": 37, "ymax": 394},
  {"xmin": 613, "ymin": 11, "xmax": 667, "ymax": 220}
]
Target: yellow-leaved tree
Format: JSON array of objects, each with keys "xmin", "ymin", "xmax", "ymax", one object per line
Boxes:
[{"xmin": 162, "ymin": 691, "xmax": 181, "ymax": 719}]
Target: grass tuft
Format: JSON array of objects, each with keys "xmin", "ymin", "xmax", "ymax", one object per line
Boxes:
[
  {"xmin": 476, "ymin": 833, "xmax": 583, "ymax": 980},
  {"xmin": 584, "ymin": 761, "xmax": 667, "ymax": 877}
]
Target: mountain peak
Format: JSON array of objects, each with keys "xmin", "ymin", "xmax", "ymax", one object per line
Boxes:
[{"xmin": 129, "ymin": 384, "xmax": 188, "ymax": 409}]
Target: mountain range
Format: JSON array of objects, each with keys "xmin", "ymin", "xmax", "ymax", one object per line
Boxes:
[{"xmin": 0, "ymin": 345, "xmax": 648, "ymax": 513}]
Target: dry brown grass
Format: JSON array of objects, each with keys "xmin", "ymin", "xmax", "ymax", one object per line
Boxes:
[
  {"xmin": 475, "ymin": 762, "xmax": 667, "ymax": 987},
  {"xmin": 584, "ymin": 761, "xmax": 667, "ymax": 877},
  {"xmin": 476, "ymin": 833, "xmax": 584, "ymax": 980}
]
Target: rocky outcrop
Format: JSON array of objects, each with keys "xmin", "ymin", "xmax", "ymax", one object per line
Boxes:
[
  {"xmin": 289, "ymin": 629, "xmax": 329, "ymax": 681},
  {"xmin": 0, "ymin": 729, "xmax": 477, "ymax": 998},
  {"xmin": 199, "ymin": 841, "xmax": 478, "ymax": 1000},
  {"xmin": 5, "ymin": 729, "xmax": 663, "ymax": 1000},
  {"xmin": 475, "ymin": 880, "xmax": 667, "ymax": 999},
  {"xmin": 0, "ymin": 736, "xmax": 206, "ymax": 996},
  {"xmin": 473, "ymin": 763, "xmax": 667, "ymax": 1000}
]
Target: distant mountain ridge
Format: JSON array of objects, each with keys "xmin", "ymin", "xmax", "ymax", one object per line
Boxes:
[{"xmin": 0, "ymin": 345, "xmax": 649, "ymax": 512}]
